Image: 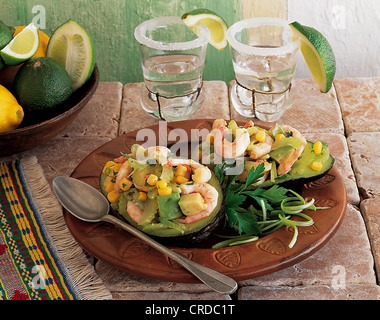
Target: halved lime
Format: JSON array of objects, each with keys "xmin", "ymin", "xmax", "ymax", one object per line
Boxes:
[
  {"xmin": 46, "ymin": 19, "xmax": 95, "ymax": 91},
  {"xmin": 0, "ymin": 22, "xmax": 39, "ymax": 66},
  {"xmin": 290, "ymin": 21, "xmax": 336, "ymax": 93},
  {"xmin": 181, "ymin": 8, "xmax": 228, "ymax": 51}
]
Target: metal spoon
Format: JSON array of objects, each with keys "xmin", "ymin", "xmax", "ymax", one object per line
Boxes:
[{"xmin": 52, "ymin": 176, "xmax": 238, "ymax": 295}]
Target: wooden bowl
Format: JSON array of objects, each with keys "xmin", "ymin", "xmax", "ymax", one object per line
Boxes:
[{"xmin": 0, "ymin": 64, "xmax": 99, "ymax": 157}]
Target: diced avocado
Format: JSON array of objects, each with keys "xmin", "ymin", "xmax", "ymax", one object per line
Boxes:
[
  {"xmin": 270, "ymin": 137, "xmax": 305, "ymax": 164},
  {"xmin": 272, "ymin": 137, "xmax": 304, "ymax": 151},
  {"xmin": 157, "ymin": 192, "xmax": 182, "ymax": 220},
  {"xmin": 269, "ymin": 145, "xmax": 296, "ymax": 164},
  {"xmin": 160, "ymin": 165, "xmax": 174, "ymax": 183},
  {"xmin": 178, "ymin": 193, "xmax": 207, "ymax": 216}
]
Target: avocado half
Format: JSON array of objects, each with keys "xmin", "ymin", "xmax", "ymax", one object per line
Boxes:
[
  {"xmin": 192, "ymin": 140, "xmax": 334, "ymax": 190},
  {"xmin": 100, "ymin": 170, "xmax": 224, "ymax": 247},
  {"xmin": 254, "ymin": 141, "xmax": 335, "ymax": 189}
]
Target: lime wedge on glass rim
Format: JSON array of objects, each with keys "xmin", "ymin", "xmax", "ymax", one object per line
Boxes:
[
  {"xmin": 0, "ymin": 22, "xmax": 39, "ymax": 66},
  {"xmin": 181, "ymin": 8, "xmax": 228, "ymax": 51},
  {"xmin": 46, "ymin": 19, "xmax": 95, "ymax": 91},
  {"xmin": 290, "ymin": 21, "xmax": 336, "ymax": 93}
]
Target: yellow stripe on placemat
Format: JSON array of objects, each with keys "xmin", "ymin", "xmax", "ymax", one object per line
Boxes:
[
  {"xmin": 0, "ymin": 157, "xmax": 112, "ymax": 300},
  {"xmin": 9, "ymin": 161, "xmax": 73, "ymax": 299},
  {"xmin": 0, "ymin": 162, "xmax": 66, "ymax": 299}
]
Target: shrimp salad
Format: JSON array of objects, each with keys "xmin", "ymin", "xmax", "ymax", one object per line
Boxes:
[
  {"xmin": 195, "ymin": 119, "xmax": 331, "ymax": 187},
  {"xmin": 100, "ymin": 144, "xmax": 223, "ymax": 238}
]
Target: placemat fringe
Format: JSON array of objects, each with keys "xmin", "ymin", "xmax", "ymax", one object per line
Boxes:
[{"xmin": 19, "ymin": 156, "xmax": 113, "ymax": 300}]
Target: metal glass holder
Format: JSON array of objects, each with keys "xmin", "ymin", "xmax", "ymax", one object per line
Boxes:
[
  {"xmin": 235, "ymin": 80, "xmax": 292, "ymax": 116},
  {"xmin": 146, "ymin": 82, "xmax": 203, "ymax": 121}
]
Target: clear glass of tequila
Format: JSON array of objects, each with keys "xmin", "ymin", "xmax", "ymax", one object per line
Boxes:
[
  {"xmin": 134, "ymin": 16, "xmax": 210, "ymax": 121},
  {"xmin": 226, "ymin": 18, "xmax": 300, "ymax": 122}
]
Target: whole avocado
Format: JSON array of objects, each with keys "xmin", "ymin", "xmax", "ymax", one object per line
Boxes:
[{"xmin": 13, "ymin": 57, "xmax": 72, "ymax": 112}]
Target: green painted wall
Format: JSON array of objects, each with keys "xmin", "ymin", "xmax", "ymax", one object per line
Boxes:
[{"xmin": 0, "ymin": 0, "xmax": 243, "ymax": 84}]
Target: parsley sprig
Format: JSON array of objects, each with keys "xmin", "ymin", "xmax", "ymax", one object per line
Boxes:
[{"xmin": 214, "ymin": 161, "xmax": 323, "ymax": 249}]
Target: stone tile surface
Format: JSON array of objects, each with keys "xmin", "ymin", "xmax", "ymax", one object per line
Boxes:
[
  {"xmin": 229, "ymin": 79, "xmax": 345, "ymax": 134},
  {"xmin": 239, "ymin": 284, "xmax": 380, "ymax": 300},
  {"xmin": 239, "ymin": 204, "xmax": 376, "ymax": 287},
  {"xmin": 94, "ymin": 260, "xmax": 232, "ymax": 300},
  {"xmin": 111, "ymin": 291, "xmax": 232, "ymax": 300},
  {"xmin": 119, "ymin": 81, "xmax": 230, "ymax": 135},
  {"xmin": 360, "ymin": 198, "xmax": 380, "ymax": 284},
  {"xmin": 59, "ymin": 82, "xmax": 122, "ymax": 138},
  {"xmin": 347, "ymin": 133, "xmax": 380, "ymax": 199},
  {"xmin": 1, "ymin": 137, "xmax": 112, "ymax": 185},
  {"xmin": 334, "ymin": 78, "xmax": 380, "ymax": 135}
]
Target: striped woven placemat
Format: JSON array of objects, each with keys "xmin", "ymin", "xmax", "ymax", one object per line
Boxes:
[{"xmin": 0, "ymin": 156, "xmax": 112, "ymax": 300}]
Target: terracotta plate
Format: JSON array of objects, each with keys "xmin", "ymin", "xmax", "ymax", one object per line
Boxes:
[{"xmin": 65, "ymin": 119, "xmax": 347, "ymax": 283}]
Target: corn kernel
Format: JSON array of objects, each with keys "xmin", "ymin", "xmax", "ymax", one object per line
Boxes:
[
  {"xmin": 105, "ymin": 180, "xmax": 115, "ymax": 193},
  {"xmin": 313, "ymin": 141, "xmax": 323, "ymax": 155},
  {"xmin": 255, "ymin": 130, "xmax": 266, "ymax": 142},
  {"xmin": 119, "ymin": 178, "xmax": 133, "ymax": 191},
  {"xmin": 176, "ymin": 175, "xmax": 189, "ymax": 184},
  {"xmin": 158, "ymin": 186, "xmax": 172, "ymax": 196},
  {"xmin": 102, "ymin": 161, "xmax": 115, "ymax": 173},
  {"xmin": 107, "ymin": 190, "xmax": 120, "ymax": 203},
  {"xmin": 137, "ymin": 192, "xmax": 147, "ymax": 201},
  {"xmin": 146, "ymin": 174, "xmax": 158, "ymax": 186},
  {"xmin": 175, "ymin": 165, "xmax": 188, "ymax": 177},
  {"xmin": 311, "ymin": 161, "xmax": 323, "ymax": 171},
  {"xmin": 156, "ymin": 180, "xmax": 168, "ymax": 190},
  {"xmin": 275, "ymin": 133, "xmax": 285, "ymax": 141}
]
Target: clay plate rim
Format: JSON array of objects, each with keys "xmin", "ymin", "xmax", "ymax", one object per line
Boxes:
[{"xmin": 64, "ymin": 119, "xmax": 347, "ymax": 283}]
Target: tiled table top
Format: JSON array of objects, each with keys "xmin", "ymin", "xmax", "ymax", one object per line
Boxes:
[{"xmin": 1, "ymin": 79, "xmax": 380, "ymax": 300}]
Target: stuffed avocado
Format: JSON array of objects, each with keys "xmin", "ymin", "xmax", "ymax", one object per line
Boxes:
[
  {"xmin": 193, "ymin": 119, "xmax": 334, "ymax": 188},
  {"xmin": 100, "ymin": 144, "xmax": 223, "ymax": 246}
]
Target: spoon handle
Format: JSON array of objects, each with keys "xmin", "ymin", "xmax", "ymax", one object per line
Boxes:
[{"xmin": 101, "ymin": 214, "xmax": 238, "ymax": 295}]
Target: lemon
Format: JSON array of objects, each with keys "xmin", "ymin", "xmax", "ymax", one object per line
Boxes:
[
  {"xmin": 46, "ymin": 19, "xmax": 95, "ymax": 91},
  {"xmin": 0, "ymin": 84, "xmax": 24, "ymax": 132},
  {"xmin": 181, "ymin": 8, "xmax": 228, "ymax": 51},
  {"xmin": 0, "ymin": 22, "xmax": 39, "ymax": 66},
  {"xmin": 290, "ymin": 21, "xmax": 336, "ymax": 93},
  {"xmin": 13, "ymin": 57, "xmax": 72, "ymax": 112}
]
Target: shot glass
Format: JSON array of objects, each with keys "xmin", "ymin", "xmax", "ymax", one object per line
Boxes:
[
  {"xmin": 226, "ymin": 18, "xmax": 300, "ymax": 122},
  {"xmin": 134, "ymin": 16, "xmax": 210, "ymax": 122}
]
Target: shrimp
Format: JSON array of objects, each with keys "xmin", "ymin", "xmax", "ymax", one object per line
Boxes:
[
  {"xmin": 177, "ymin": 183, "xmax": 219, "ymax": 224},
  {"xmin": 114, "ymin": 161, "xmax": 133, "ymax": 192},
  {"xmin": 275, "ymin": 125, "xmax": 307, "ymax": 176},
  {"xmin": 248, "ymin": 131, "xmax": 274, "ymax": 160},
  {"xmin": 127, "ymin": 201, "xmax": 143, "ymax": 224},
  {"xmin": 163, "ymin": 158, "xmax": 212, "ymax": 184},
  {"xmin": 212, "ymin": 119, "xmax": 250, "ymax": 159}
]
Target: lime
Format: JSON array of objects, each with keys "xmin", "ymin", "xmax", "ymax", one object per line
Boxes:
[
  {"xmin": 13, "ymin": 57, "xmax": 72, "ymax": 112},
  {"xmin": 290, "ymin": 21, "xmax": 336, "ymax": 93},
  {"xmin": 0, "ymin": 22, "xmax": 39, "ymax": 66},
  {"xmin": 0, "ymin": 20, "xmax": 14, "ymax": 49},
  {"xmin": 181, "ymin": 8, "xmax": 228, "ymax": 51},
  {"xmin": 46, "ymin": 19, "xmax": 95, "ymax": 91}
]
